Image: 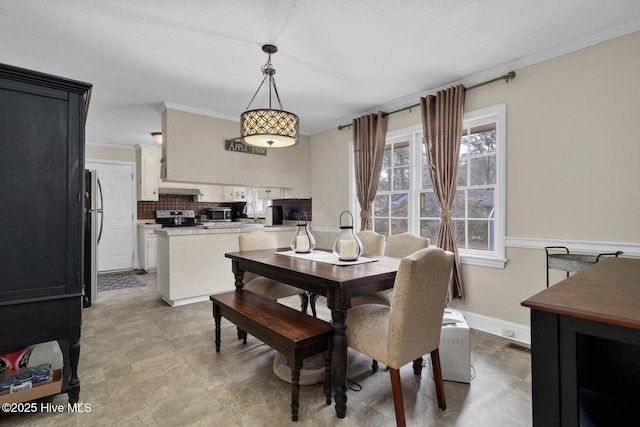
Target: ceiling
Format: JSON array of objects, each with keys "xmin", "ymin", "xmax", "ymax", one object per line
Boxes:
[{"xmin": 2, "ymin": 1, "xmax": 639, "ymax": 147}]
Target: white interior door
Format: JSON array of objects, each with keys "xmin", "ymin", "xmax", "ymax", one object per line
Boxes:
[{"xmin": 86, "ymin": 160, "xmax": 135, "ymax": 272}]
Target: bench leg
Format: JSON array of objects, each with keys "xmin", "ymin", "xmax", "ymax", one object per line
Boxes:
[
  {"xmin": 213, "ymin": 303, "xmax": 221, "ymax": 352},
  {"xmin": 290, "ymin": 356, "xmax": 302, "ymax": 421},
  {"xmin": 236, "ymin": 327, "xmax": 248, "ymax": 344}
]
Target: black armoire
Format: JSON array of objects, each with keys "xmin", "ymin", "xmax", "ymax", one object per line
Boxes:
[{"xmin": 0, "ymin": 63, "xmax": 92, "ymax": 403}]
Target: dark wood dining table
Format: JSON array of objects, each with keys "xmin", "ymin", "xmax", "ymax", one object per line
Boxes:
[{"xmin": 225, "ymin": 248, "xmax": 401, "ymax": 418}]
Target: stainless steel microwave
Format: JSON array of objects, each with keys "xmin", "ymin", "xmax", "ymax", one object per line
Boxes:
[{"xmin": 208, "ymin": 208, "xmax": 232, "ymax": 222}]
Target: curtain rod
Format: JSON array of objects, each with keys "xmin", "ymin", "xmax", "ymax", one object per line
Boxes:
[{"xmin": 337, "ymin": 71, "xmax": 516, "ymax": 131}]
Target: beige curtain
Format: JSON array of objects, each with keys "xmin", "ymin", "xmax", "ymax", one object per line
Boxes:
[
  {"xmin": 420, "ymin": 85, "xmax": 465, "ymax": 301},
  {"xmin": 353, "ymin": 112, "xmax": 388, "ymax": 230}
]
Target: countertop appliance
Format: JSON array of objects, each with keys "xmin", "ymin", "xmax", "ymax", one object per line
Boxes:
[
  {"xmin": 84, "ymin": 169, "xmax": 104, "ymax": 308},
  {"xmin": 155, "ymin": 210, "xmax": 196, "ymax": 227},
  {"xmin": 265, "ymin": 205, "xmax": 284, "ymax": 226},
  {"xmin": 208, "ymin": 207, "xmax": 232, "ymax": 222}
]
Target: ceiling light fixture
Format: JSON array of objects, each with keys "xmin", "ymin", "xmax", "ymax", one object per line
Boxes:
[
  {"xmin": 151, "ymin": 132, "xmax": 162, "ymax": 144},
  {"xmin": 240, "ymin": 44, "xmax": 299, "ymax": 148}
]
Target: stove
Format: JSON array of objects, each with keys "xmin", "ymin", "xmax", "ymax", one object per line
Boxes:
[{"xmin": 155, "ymin": 210, "xmax": 197, "ymax": 227}]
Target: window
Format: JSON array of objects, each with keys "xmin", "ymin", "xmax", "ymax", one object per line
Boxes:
[
  {"xmin": 373, "ymin": 137, "xmax": 411, "ymax": 235},
  {"xmin": 357, "ymin": 104, "xmax": 506, "ymax": 268}
]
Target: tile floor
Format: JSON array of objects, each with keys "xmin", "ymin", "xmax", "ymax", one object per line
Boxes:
[{"xmin": 1, "ymin": 273, "xmax": 532, "ymax": 426}]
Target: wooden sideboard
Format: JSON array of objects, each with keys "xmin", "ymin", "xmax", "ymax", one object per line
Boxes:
[{"xmin": 522, "ymin": 257, "xmax": 640, "ymax": 426}]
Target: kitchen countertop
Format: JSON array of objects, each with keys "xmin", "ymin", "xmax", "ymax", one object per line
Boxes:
[
  {"xmin": 138, "ymin": 222, "xmax": 162, "ymax": 229},
  {"xmin": 154, "ymin": 223, "xmax": 297, "ymax": 236}
]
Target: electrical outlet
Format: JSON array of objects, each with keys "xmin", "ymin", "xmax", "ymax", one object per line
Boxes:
[{"xmin": 502, "ymin": 328, "xmax": 515, "ymax": 338}]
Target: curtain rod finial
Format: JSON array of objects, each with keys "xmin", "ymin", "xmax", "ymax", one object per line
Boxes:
[{"xmin": 504, "ymin": 71, "xmax": 516, "ymax": 83}]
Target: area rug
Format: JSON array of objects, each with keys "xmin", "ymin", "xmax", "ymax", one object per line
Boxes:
[{"xmin": 97, "ymin": 271, "xmax": 145, "ymax": 292}]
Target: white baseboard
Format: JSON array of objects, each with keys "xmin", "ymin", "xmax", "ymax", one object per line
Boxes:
[
  {"xmin": 162, "ymin": 295, "xmax": 210, "ymax": 307},
  {"xmin": 451, "ymin": 308, "xmax": 531, "ymax": 345}
]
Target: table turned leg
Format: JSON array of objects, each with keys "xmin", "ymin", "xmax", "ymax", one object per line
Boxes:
[
  {"xmin": 324, "ymin": 351, "xmax": 332, "ymax": 405},
  {"xmin": 213, "ymin": 303, "xmax": 221, "ymax": 352},
  {"xmin": 331, "ymin": 309, "xmax": 348, "ymax": 418},
  {"xmin": 232, "ymin": 260, "xmax": 245, "ymax": 291},
  {"xmin": 232, "ymin": 260, "xmax": 248, "ymax": 341}
]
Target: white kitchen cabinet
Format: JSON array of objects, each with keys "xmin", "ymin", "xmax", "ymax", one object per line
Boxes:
[
  {"xmin": 198, "ymin": 184, "xmax": 223, "ymax": 202},
  {"xmin": 138, "ymin": 227, "xmax": 159, "ymax": 271},
  {"xmin": 257, "ymin": 187, "xmax": 283, "ymax": 199},
  {"xmin": 136, "ymin": 146, "xmax": 161, "ymax": 201},
  {"xmin": 222, "ymin": 186, "xmax": 247, "ymax": 202}
]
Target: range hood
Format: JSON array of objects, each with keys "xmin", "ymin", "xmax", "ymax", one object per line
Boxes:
[{"xmin": 158, "ymin": 187, "xmax": 201, "ymax": 196}]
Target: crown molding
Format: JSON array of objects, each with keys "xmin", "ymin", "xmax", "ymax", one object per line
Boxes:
[
  {"xmin": 85, "ymin": 140, "xmax": 136, "ymax": 150},
  {"xmin": 159, "ymin": 101, "xmax": 240, "ymax": 123}
]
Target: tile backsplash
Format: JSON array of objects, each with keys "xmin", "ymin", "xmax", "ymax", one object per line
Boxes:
[
  {"xmin": 137, "ymin": 195, "xmax": 311, "ymax": 221},
  {"xmin": 137, "ymin": 195, "xmax": 230, "ymax": 220},
  {"xmin": 278, "ymin": 198, "xmax": 312, "ymax": 221}
]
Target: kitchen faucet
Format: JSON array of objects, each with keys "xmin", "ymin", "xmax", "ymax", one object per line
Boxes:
[{"xmin": 243, "ymin": 203, "xmax": 257, "ymax": 223}]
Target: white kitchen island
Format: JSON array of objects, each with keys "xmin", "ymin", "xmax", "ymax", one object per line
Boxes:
[{"xmin": 155, "ymin": 224, "xmax": 296, "ymax": 306}]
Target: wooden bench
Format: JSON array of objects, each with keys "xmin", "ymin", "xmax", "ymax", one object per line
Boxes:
[{"xmin": 210, "ymin": 290, "xmax": 333, "ymax": 421}]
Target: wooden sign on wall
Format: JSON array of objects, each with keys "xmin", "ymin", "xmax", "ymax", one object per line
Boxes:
[{"xmin": 225, "ymin": 139, "xmax": 267, "ymax": 156}]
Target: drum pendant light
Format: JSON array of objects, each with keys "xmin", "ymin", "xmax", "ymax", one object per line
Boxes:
[{"xmin": 240, "ymin": 44, "xmax": 299, "ymax": 148}]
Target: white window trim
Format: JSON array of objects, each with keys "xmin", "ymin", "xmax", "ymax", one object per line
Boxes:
[
  {"xmin": 348, "ymin": 104, "xmax": 506, "ymax": 268},
  {"xmin": 460, "ymin": 104, "xmax": 506, "ymax": 268}
]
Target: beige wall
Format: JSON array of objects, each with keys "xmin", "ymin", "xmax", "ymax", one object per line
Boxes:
[
  {"xmin": 310, "ymin": 31, "xmax": 640, "ymax": 327},
  {"xmin": 162, "ymin": 108, "xmax": 311, "ymax": 196},
  {"xmin": 86, "ymin": 143, "xmax": 136, "ymax": 163}
]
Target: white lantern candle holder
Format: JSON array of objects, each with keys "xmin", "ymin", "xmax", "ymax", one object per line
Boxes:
[
  {"xmin": 332, "ymin": 211, "xmax": 362, "ymax": 261},
  {"xmin": 290, "ymin": 211, "xmax": 315, "ymax": 253}
]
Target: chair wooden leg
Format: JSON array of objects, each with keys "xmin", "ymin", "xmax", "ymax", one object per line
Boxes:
[
  {"xmin": 430, "ymin": 348, "xmax": 447, "ymax": 410},
  {"xmin": 389, "ymin": 368, "xmax": 406, "ymax": 427}
]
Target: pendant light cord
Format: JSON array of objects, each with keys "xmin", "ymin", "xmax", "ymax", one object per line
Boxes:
[
  {"xmin": 244, "ymin": 73, "xmax": 268, "ymax": 111},
  {"xmin": 244, "ymin": 52, "xmax": 285, "ymax": 111}
]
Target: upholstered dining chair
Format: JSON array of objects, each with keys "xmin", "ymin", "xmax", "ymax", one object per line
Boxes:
[
  {"xmin": 355, "ymin": 230, "xmax": 386, "ymax": 257},
  {"xmin": 346, "ymin": 247, "xmax": 454, "ymax": 427},
  {"xmin": 351, "ymin": 232, "xmax": 430, "ymax": 307},
  {"xmin": 238, "ymin": 231, "xmax": 306, "ymax": 306},
  {"xmin": 385, "ymin": 232, "xmax": 430, "ymax": 259}
]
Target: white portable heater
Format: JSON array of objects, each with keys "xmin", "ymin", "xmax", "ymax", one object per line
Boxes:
[{"xmin": 439, "ymin": 308, "xmax": 471, "ymax": 383}]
